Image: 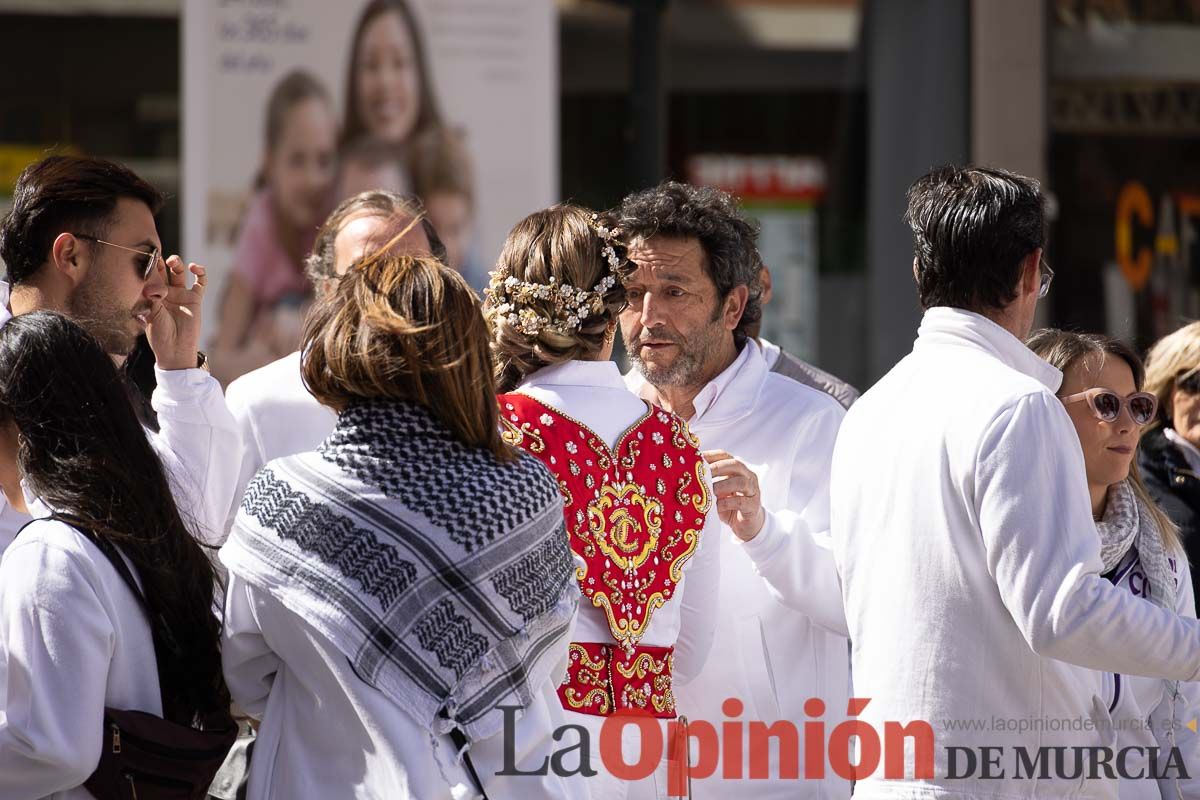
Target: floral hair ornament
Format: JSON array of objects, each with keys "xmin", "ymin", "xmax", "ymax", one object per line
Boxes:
[{"xmin": 484, "ymin": 214, "xmax": 621, "ymax": 337}]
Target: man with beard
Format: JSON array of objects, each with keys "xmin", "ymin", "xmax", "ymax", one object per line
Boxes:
[
  {"xmin": 0, "ymin": 155, "xmax": 239, "ymax": 547},
  {"xmin": 615, "ymin": 180, "xmax": 850, "ymax": 798}
]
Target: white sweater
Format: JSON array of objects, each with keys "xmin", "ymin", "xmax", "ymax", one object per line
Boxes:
[
  {"xmin": 223, "ymin": 351, "xmax": 335, "ymax": 535},
  {"xmin": 832, "ymin": 307, "xmax": 1200, "ymax": 800},
  {"xmin": 0, "ymin": 519, "xmax": 160, "ymax": 800},
  {"xmin": 221, "ymin": 575, "xmax": 585, "ymax": 800},
  {"xmin": 0, "ymin": 283, "xmax": 243, "ymax": 551},
  {"xmin": 1105, "ymin": 549, "xmax": 1200, "ymax": 800},
  {"xmin": 628, "ymin": 339, "xmax": 851, "ymax": 799}
]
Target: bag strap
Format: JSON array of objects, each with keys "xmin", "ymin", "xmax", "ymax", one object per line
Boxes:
[
  {"xmin": 18, "ymin": 515, "xmax": 184, "ymax": 658},
  {"xmin": 448, "ymin": 727, "xmax": 490, "ymax": 800}
]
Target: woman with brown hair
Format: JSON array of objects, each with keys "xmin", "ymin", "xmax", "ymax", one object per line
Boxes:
[
  {"xmin": 219, "ymin": 251, "xmax": 584, "ymax": 798},
  {"xmin": 484, "ymin": 204, "xmax": 721, "ymax": 799},
  {"xmin": 1028, "ymin": 328, "xmax": 1200, "ymax": 800},
  {"xmin": 341, "ymin": 0, "xmax": 443, "ymax": 150}
]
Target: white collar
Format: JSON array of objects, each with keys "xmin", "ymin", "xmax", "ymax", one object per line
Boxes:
[
  {"xmin": 913, "ymin": 306, "xmax": 1062, "ymax": 392},
  {"xmin": 1165, "ymin": 428, "xmax": 1200, "ymax": 473},
  {"xmin": 755, "ymin": 336, "xmax": 782, "ymax": 370},
  {"xmin": 626, "ymin": 339, "xmax": 766, "ymax": 425},
  {"xmin": 518, "ymin": 359, "xmax": 627, "ymax": 392}
]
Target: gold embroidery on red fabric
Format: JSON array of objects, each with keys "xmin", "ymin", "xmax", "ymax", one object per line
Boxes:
[
  {"xmin": 670, "ymin": 417, "xmax": 690, "ymax": 449},
  {"xmin": 692, "ymin": 459, "xmax": 712, "ymax": 513},
  {"xmin": 558, "ymin": 479, "xmax": 575, "ymax": 512},
  {"xmin": 615, "ymin": 650, "xmax": 669, "ymax": 680},
  {"xmin": 500, "ymin": 417, "xmax": 546, "ymax": 453},
  {"xmin": 564, "ymin": 687, "xmax": 611, "ymax": 713},
  {"xmin": 503, "ymin": 394, "xmax": 705, "ymax": 654},
  {"xmin": 588, "ymin": 482, "xmax": 662, "ymax": 571},
  {"xmin": 676, "ymin": 471, "xmax": 693, "ymax": 506},
  {"xmin": 586, "ymin": 436, "xmax": 613, "ymax": 471},
  {"xmin": 620, "ymin": 439, "xmax": 641, "ymax": 471}
]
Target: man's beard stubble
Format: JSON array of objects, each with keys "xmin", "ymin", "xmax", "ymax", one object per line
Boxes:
[
  {"xmin": 67, "ymin": 279, "xmax": 140, "ymax": 357},
  {"xmin": 623, "ymin": 317, "xmax": 728, "ymax": 390}
]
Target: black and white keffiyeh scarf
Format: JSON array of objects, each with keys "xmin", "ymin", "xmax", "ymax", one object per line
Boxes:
[
  {"xmin": 1097, "ymin": 478, "xmax": 1183, "ymax": 793},
  {"xmin": 221, "ymin": 399, "xmax": 578, "ymax": 743}
]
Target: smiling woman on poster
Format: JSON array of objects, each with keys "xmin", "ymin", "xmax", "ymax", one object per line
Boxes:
[
  {"xmin": 341, "ymin": 0, "xmax": 443, "ymax": 154},
  {"xmin": 340, "ymin": 0, "xmax": 484, "ymax": 278}
]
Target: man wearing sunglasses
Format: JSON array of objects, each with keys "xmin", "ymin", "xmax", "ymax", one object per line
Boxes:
[
  {"xmin": 0, "ymin": 154, "xmax": 240, "ymax": 548},
  {"xmin": 831, "ymin": 165, "xmax": 1200, "ymax": 799}
]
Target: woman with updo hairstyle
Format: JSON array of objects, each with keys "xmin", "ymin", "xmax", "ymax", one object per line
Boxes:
[
  {"xmin": 220, "ymin": 250, "xmax": 585, "ymax": 799},
  {"xmin": 484, "ymin": 204, "xmax": 722, "ymax": 799}
]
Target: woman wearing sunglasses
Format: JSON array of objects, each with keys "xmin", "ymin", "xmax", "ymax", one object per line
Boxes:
[
  {"xmin": 1028, "ymin": 329, "xmax": 1199, "ymax": 800},
  {"xmin": 1139, "ymin": 321, "xmax": 1200, "ymax": 610}
]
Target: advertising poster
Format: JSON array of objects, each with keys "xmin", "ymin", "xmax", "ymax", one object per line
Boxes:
[
  {"xmin": 689, "ymin": 154, "xmax": 826, "ymax": 362},
  {"xmin": 183, "ymin": 0, "xmax": 557, "ymax": 383}
]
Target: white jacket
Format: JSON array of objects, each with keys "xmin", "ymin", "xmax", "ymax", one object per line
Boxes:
[
  {"xmin": 1104, "ymin": 549, "xmax": 1200, "ymax": 800},
  {"xmin": 221, "ymin": 577, "xmax": 584, "ymax": 800},
  {"xmin": 223, "ymin": 351, "xmax": 335, "ymax": 534},
  {"xmin": 832, "ymin": 307, "xmax": 1200, "ymax": 800},
  {"xmin": 0, "ymin": 519, "xmax": 159, "ymax": 800},
  {"xmin": 628, "ymin": 339, "xmax": 851, "ymax": 799}
]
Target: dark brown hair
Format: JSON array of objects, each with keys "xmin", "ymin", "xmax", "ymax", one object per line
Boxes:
[
  {"xmin": 302, "ymin": 251, "xmax": 513, "ymax": 462},
  {"xmin": 613, "ymin": 180, "xmax": 763, "ymax": 342},
  {"xmin": 265, "ymin": 70, "xmax": 332, "ymax": 151},
  {"xmin": 906, "ymin": 165, "xmax": 1046, "ymax": 313},
  {"xmin": 256, "ymin": 70, "xmax": 333, "ymax": 189},
  {"xmin": 340, "ymin": 0, "xmax": 443, "ymax": 148},
  {"xmin": 0, "ymin": 155, "xmax": 163, "ymax": 285},
  {"xmin": 485, "ymin": 204, "xmax": 629, "ymax": 393}
]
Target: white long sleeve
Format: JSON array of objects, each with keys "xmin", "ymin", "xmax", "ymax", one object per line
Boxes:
[
  {"xmin": 734, "ymin": 397, "xmax": 848, "ymax": 636},
  {"xmin": 149, "ymin": 365, "xmax": 242, "ymax": 546},
  {"xmin": 1147, "ymin": 562, "xmax": 1200, "ymax": 799},
  {"xmin": 979, "ymin": 392, "xmax": 1200, "ymax": 680},
  {"xmin": 670, "ymin": 463, "xmax": 722, "ymax": 686},
  {"xmin": 0, "ymin": 523, "xmax": 160, "ymax": 800},
  {"xmin": 221, "ymin": 576, "xmax": 281, "ymax": 720}
]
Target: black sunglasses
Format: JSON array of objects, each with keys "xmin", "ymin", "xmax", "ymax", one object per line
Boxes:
[{"xmin": 1177, "ymin": 367, "xmax": 1200, "ymax": 396}]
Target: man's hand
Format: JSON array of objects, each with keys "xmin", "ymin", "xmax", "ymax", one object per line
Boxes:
[
  {"xmin": 147, "ymin": 255, "xmax": 206, "ymax": 371},
  {"xmin": 703, "ymin": 450, "xmax": 766, "ymax": 542}
]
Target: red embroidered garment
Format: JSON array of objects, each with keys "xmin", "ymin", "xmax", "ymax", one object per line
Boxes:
[
  {"xmin": 498, "ymin": 392, "xmax": 710, "ymax": 718},
  {"xmin": 498, "ymin": 393, "xmax": 710, "ymax": 647},
  {"xmin": 560, "ymin": 642, "xmax": 676, "ymax": 717}
]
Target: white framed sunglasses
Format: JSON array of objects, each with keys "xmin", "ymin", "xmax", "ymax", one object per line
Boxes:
[{"xmin": 73, "ymin": 233, "xmax": 161, "ymax": 281}]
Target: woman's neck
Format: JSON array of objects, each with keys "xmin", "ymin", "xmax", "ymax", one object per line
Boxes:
[{"xmin": 1090, "ymin": 482, "xmax": 1109, "ymax": 521}]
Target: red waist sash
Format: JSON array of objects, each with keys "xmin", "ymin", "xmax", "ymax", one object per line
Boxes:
[{"xmin": 558, "ymin": 641, "xmax": 676, "ymax": 719}]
